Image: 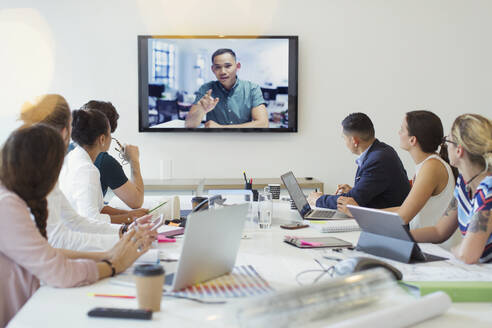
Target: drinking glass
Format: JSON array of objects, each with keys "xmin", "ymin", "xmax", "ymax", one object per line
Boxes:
[{"xmin": 258, "ymin": 188, "xmax": 273, "ymax": 229}]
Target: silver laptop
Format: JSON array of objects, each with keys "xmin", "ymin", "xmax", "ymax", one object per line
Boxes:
[
  {"xmin": 165, "ymin": 203, "xmax": 248, "ymax": 291},
  {"xmin": 281, "ymin": 171, "xmax": 350, "ymax": 220}
]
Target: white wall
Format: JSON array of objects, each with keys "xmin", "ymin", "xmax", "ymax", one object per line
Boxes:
[{"xmin": 1, "ymin": 0, "xmax": 491, "ymax": 191}]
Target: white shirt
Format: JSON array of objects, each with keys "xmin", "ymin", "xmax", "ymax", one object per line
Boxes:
[
  {"xmin": 410, "ymin": 154, "xmax": 461, "ymax": 249},
  {"xmin": 46, "ymin": 183, "xmax": 119, "ymax": 251},
  {"xmin": 59, "ymin": 146, "xmax": 111, "ymax": 223}
]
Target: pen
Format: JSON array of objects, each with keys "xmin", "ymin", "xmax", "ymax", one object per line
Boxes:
[
  {"xmin": 88, "ymin": 293, "xmax": 136, "ymax": 299},
  {"xmin": 243, "ymin": 171, "xmax": 248, "ymax": 183}
]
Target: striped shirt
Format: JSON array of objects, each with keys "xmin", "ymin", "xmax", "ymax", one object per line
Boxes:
[{"xmin": 455, "ymin": 174, "xmax": 492, "ymax": 263}]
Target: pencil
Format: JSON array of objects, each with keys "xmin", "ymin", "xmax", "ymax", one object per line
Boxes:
[
  {"xmin": 88, "ymin": 293, "xmax": 136, "ymax": 299},
  {"xmin": 148, "ymin": 200, "xmax": 168, "ymax": 214}
]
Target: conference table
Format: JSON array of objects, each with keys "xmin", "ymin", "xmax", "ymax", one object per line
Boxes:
[{"xmin": 7, "ymin": 202, "xmax": 492, "ymax": 328}]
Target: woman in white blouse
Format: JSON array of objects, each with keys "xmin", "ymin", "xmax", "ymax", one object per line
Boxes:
[
  {"xmin": 20, "ymin": 95, "xmax": 143, "ymax": 250},
  {"xmin": 59, "ymin": 108, "xmax": 147, "ymax": 224}
]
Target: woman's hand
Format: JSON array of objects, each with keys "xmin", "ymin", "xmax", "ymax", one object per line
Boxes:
[{"xmin": 108, "ymin": 229, "xmax": 153, "ymax": 274}]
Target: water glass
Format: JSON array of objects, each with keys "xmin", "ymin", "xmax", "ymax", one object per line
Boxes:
[{"xmin": 258, "ymin": 188, "xmax": 273, "ymax": 229}]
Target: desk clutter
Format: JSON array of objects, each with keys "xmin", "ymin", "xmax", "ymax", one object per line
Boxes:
[{"xmin": 12, "ymin": 185, "xmax": 489, "ymax": 327}]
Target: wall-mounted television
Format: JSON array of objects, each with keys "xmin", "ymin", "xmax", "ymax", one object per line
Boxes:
[{"xmin": 138, "ymin": 35, "xmax": 298, "ymax": 132}]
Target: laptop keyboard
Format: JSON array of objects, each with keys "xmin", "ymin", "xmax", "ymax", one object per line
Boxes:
[{"xmin": 310, "ymin": 210, "xmax": 335, "ymax": 218}]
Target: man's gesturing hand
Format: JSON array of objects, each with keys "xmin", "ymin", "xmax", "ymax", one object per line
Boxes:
[{"xmin": 198, "ymin": 89, "xmax": 219, "ymax": 113}]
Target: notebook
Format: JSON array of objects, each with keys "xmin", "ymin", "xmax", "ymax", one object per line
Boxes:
[{"xmin": 306, "ymin": 219, "xmax": 361, "ymax": 233}]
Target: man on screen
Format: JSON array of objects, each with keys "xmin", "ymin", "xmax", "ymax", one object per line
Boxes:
[{"xmin": 185, "ymin": 48, "xmax": 269, "ymax": 128}]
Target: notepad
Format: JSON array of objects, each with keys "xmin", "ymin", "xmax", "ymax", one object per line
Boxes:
[
  {"xmin": 306, "ymin": 219, "xmax": 361, "ymax": 233},
  {"xmin": 284, "ymin": 236, "xmax": 352, "ymax": 248},
  {"xmin": 401, "ymin": 281, "xmax": 492, "ymax": 302}
]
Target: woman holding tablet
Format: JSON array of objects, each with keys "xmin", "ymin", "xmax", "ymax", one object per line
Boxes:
[{"xmin": 411, "ymin": 114, "xmax": 492, "ymax": 264}]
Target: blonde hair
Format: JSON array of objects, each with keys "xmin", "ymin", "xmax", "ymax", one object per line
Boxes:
[
  {"xmin": 19, "ymin": 94, "xmax": 71, "ymax": 131},
  {"xmin": 451, "ymin": 114, "xmax": 492, "ymax": 172}
]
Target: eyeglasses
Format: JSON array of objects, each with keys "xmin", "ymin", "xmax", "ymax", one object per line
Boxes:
[
  {"xmin": 442, "ymin": 136, "xmax": 458, "ymax": 146},
  {"xmin": 112, "ymin": 137, "xmax": 128, "ymax": 165}
]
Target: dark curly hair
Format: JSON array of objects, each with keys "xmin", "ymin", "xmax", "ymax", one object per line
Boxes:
[{"xmin": 0, "ymin": 124, "xmax": 65, "ymax": 238}]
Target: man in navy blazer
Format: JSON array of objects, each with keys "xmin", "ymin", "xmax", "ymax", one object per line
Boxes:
[{"xmin": 308, "ymin": 113, "xmax": 410, "ymax": 210}]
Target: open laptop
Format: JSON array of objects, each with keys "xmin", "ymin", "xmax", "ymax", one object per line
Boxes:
[
  {"xmin": 281, "ymin": 171, "xmax": 350, "ymax": 220},
  {"xmin": 165, "ymin": 203, "xmax": 248, "ymax": 291},
  {"xmin": 347, "ymin": 205, "xmax": 447, "ymax": 263}
]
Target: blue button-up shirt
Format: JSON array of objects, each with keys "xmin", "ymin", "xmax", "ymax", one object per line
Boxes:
[
  {"xmin": 355, "ymin": 141, "xmax": 374, "ymax": 167},
  {"xmin": 193, "ymin": 78, "xmax": 266, "ymax": 125}
]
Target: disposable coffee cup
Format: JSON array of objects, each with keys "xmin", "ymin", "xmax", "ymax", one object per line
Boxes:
[
  {"xmin": 191, "ymin": 196, "xmax": 208, "ymax": 211},
  {"xmin": 134, "ymin": 264, "xmax": 165, "ymax": 311}
]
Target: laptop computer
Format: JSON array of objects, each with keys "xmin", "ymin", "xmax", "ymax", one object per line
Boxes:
[
  {"xmin": 165, "ymin": 203, "xmax": 248, "ymax": 291},
  {"xmin": 347, "ymin": 205, "xmax": 447, "ymax": 263},
  {"xmin": 281, "ymin": 171, "xmax": 350, "ymax": 220}
]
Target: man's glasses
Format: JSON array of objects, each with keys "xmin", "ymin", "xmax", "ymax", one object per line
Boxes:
[
  {"xmin": 112, "ymin": 137, "xmax": 128, "ymax": 165},
  {"xmin": 442, "ymin": 136, "xmax": 458, "ymax": 146}
]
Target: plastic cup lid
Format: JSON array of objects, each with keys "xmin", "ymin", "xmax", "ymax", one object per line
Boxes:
[{"xmin": 133, "ymin": 264, "xmax": 164, "ymax": 277}]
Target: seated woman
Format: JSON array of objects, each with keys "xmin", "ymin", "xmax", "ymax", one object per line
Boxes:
[
  {"xmin": 411, "ymin": 114, "xmax": 492, "ymax": 264},
  {"xmin": 81, "ymin": 100, "xmax": 144, "ymax": 209},
  {"xmin": 337, "ymin": 111, "xmax": 462, "ymax": 248},
  {"xmin": 0, "ymin": 124, "xmax": 153, "ymax": 327},
  {"xmin": 59, "ymin": 109, "xmax": 147, "ymax": 224},
  {"xmin": 20, "ymin": 94, "xmax": 149, "ymax": 251}
]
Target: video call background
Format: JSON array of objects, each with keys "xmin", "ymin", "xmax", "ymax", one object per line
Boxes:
[{"xmin": 147, "ymin": 38, "xmax": 289, "ymax": 128}]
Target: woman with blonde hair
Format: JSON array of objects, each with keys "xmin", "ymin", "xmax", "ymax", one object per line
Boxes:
[{"xmin": 411, "ymin": 114, "xmax": 492, "ymax": 263}]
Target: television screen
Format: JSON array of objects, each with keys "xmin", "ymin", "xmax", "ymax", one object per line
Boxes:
[{"xmin": 138, "ymin": 35, "xmax": 298, "ymax": 132}]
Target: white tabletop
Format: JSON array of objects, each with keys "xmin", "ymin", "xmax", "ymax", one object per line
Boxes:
[{"xmin": 7, "ymin": 201, "xmax": 492, "ymax": 328}]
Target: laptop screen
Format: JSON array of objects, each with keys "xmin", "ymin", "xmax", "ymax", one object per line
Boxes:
[{"xmin": 281, "ymin": 171, "xmax": 311, "ymax": 217}]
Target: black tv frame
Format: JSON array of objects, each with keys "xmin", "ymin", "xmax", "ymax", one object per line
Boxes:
[{"xmin": 137, "ymin": 35, "xmax": 298, "ymax": 133}]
